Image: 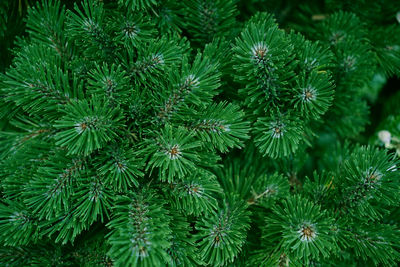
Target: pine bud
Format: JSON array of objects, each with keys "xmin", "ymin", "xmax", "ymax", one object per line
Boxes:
[{"xmin": 378, "ymin": 130, "xmax": 391, "ymax": 146}]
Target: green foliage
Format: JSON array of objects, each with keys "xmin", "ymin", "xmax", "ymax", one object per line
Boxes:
[
  {"xmin": 0, "ymin": 200, "xmax": 39, "ymax": 246},
  {"xmin": 54, "ymin": 98, "xmax": 125, "ymax": 156},
  {"xmin": 249, "ymin": 172, "xmax": 290, "ymax": 208},
  {"xmin": 2, "ymin": 44, "xmax": 80, "ymax": 117},
  {"xmin": 253, "ymin": 112, "xmax": 304, "ymax": 158},
  {"xmin": 24, "ymin": 151, "xmax": 84, "ymax": 220},
  {"xmin": 87, "ymin": 63, "xmax": 130, "ymax": 105},
  {"xmin": 0, "ymin": 2, "xmax": 8, "ymax": 39},
  {"xmin": 167, "ymin": 211, "xmax": 201, "ymax": 266},
  {"xmin": 0, "ymin": 0, "xmax": 400, "ymax": 266},
  {"xmin": 195, "ymin": 197, "xmax": 251, "ymax": 266},
  {"xmin": 263, "ymin": 195, "xmax": 336, "ymax": 263},
  {"xmin": 184, "ymin": 102, "xmax": 250, "ymax": 152},
  {"xmin": 73, "ymin": 171, "xmax": 113, "ymax": 224},
  {"xmin": 164, "ymin": 169, "xmax": 222, "ymax": 216},
  {"xmin": 118, "ymin": 0, "xmax": 158, "ymax": 12},
  {"xmin": 337, "ymin": 146, "xmax": 399, "ymax": 220},
  {"xmin": 232, "ymin": 12, "xmax": 335, "ymax": 158},
  {"xmin": 94, "ymin": 144, "xmax": 143, "ymax": 191},
  {"xmin": 292, "ymin": 71, "xmax": 334, "ymax": 119},
  {"xmin": 107, "ymin": 188, "xmax": 171, "ymax": 267},
  {"xmin": 144, "ymin": 125, "xmax": 203, "ymax": 181},
  {"xmin": 0, "ymin": 0, "xmax": 34, "ymax": 72},
  {"xmin": 183, "ymin": 0, "xmax": 238, "ymax": 44},
  {"xmin": 67, "ymin": 0, "xmax": 114, "ymax": 61},
  {"xmin": 26, "ymin": 0, "xmax": 69, "ymax": 56}
]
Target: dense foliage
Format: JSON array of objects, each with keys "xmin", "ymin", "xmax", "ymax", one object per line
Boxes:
[{"xmin": 0, "ymin": 0, "xmax": 400, "ymax": 266}]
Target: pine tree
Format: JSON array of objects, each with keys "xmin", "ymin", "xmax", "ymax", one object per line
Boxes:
[{"xmin": 0, "ymin": 0, "xmax": 400, "ymax": 266}]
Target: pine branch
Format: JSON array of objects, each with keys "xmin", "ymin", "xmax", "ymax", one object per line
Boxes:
[
  {"xmin": 195, "ymin": 196, "xmax": 251, "ymax": 266},
  {"xmin": 107, "ymin": 188, "xmax": 171, "ymax": 266},
  {"xmin": 54, "ymin": 98, "xmax": 125, "ymax": 156}
]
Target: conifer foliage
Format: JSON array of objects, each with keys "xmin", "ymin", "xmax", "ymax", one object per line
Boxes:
[{"xmin": 0, "ymin": 0, "xmax": 400, "ymax": 266}]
